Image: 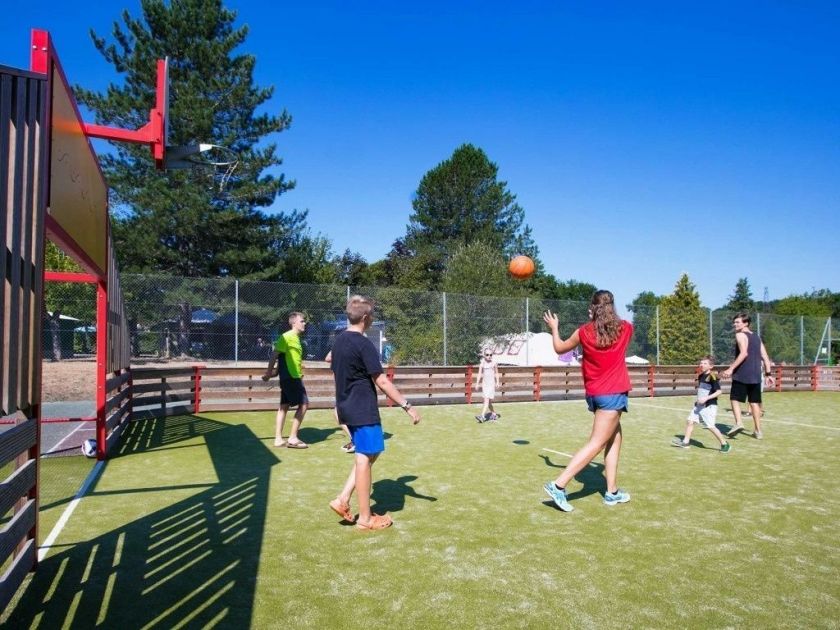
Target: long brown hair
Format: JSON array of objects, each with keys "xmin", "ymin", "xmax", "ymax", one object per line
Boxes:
[{"xmin": 589, "ymin": 290, "xmax": 623, "ymax": 348}]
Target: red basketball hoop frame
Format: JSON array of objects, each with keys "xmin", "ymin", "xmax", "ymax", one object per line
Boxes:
[{"xmin": 81, "ymin": 57, "xmax": 169, "ymax": 170}]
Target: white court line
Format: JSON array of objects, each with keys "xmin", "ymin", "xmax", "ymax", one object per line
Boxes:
[
  {"xmin": 542, "ymin": 447, "xmax": 574, "ymax": 458},
  {"xmin": 46, "ymin": 420, "xmax": 93, "ymax": 454},
  {"xmin": 38, "ymin": 460, "xmax": 105, "ymax": 562},
  {"xmin": 630, "ymin": 400, "xmax": 840, "ymax": 432}
]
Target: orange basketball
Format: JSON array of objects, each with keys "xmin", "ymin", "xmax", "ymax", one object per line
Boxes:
[{"xmin": 508, "ymin": 255, "xmax": 535, "ymax": 280}]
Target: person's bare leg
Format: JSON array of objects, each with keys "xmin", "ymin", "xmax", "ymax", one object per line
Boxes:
[
  {"xmin": 749, "ymin": 402, "xmax": 763, "ymax": 434},
  {"xmin": 355, "ymin": 453, "xmax": 379, "ymax": 524},
  {"xmin": 731, "ymin": 400, "xmax": 744, "ymax": 428},
  {"xmin": 684, "ymin": 422, "xmax": 695, "ymax": 443},
  {"xmin": 274, "ymin": 405, "xmax": 289, "ymax": 445},
  {"xmin": 289, "ymin": 403, "xmax": 308, "ymax": 443},
  {"xmin": 337, "ymin": 465, "xmax": 356, "ymax": 504},
  {"xmin": 603, "ymin": 419, "xmax": 623, "ymax": 494},
  {"xmin": 554, "ymin": 410, "xmax": 620, "ymax": 489},
  {"xmin": 707, "ymin": 425, "xmax": 727, "ymax": 445}
]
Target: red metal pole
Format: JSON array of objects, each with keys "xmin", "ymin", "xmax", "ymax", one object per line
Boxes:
[
  {"xmin": 96, "ymin": 280, "xmax": 107, "ymax": 459},
  {"xmin": 811, "ymin": 365, "xmax": 819, "ymax": 391},
  {"xmin": 534, "ymin": 366, "xmax": 542, "ymax": 401},
  {"xmin": 466, "ymin": 365, "xmax": 473, "ymax": 404},
  {"xmin": 775, "ymin": 365, "xmax": 782, "ymax": 392}
]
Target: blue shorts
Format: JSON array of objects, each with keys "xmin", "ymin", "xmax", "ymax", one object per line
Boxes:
[
  {"xmin": 586, "ymin": 393, "xmax": 629, "ymax": 413},
  {"xmin": 348, "ymin": 424, "xmax": 385, "ymax": 456}
]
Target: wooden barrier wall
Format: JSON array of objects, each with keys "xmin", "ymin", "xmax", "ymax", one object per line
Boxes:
[
  {"xmin": 0, "ymin": 65, "xmax": 47, "ymax": 613},
  {"xmin": 128, "ymin": 364, "xmax": 838, "ymax": 420}
]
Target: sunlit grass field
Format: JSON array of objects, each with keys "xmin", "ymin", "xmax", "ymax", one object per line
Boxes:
[{"xmin": 3, "ymin": 392, "xmax": 839, "ymax": 629}]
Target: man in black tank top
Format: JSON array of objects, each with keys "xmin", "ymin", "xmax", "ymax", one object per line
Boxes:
[{"xmin": 722, "ymin": 313, "xmax": 774, "ymax": 438}]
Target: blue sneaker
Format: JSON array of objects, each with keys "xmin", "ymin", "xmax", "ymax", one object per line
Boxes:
[
  {"xmin": 604, "ymin": 489, "xmax": 631, "ymax": 506},
  {"xmin": 544, "ymin": 482, "xmax": 574, "ymax": 512}
]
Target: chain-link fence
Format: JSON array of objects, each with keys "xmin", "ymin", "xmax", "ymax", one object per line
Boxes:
[{"xmin": 43, "ymin": 274, "xmax": 834, "ymax": 367}]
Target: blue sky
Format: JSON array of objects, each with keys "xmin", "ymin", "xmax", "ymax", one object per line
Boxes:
[{"xmin": 2, "ymin": 1, "xmax": 838, "ymax": 310}]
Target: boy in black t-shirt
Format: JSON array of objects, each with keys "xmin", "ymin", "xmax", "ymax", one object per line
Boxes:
[
  {"xmin": 672, "ymin": 356, "xmax": 731, "ymax": 453},
  {"xmin": 328, "ymin": 295, "xmax": 420, "ymax": 531}
]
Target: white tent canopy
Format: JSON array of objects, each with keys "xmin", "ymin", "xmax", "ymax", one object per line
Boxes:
[
  {"xmin": 484, "ymin": 332, "xmax": 579, "ymax": 367},
  {"xmin": 484, "ymin": 332, "xmax": 646, "ymax": 367}
]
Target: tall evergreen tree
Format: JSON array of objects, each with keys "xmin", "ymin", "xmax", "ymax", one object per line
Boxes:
[
  {"xmin": 388, "ymin": 144, "xmax": 538, "ymax": 289},
  {"xmin": 76, "ymin": 0, "xmax": 328, "ymax": 280},
  {"xmin": 724, "ymin": 278, "xmax": 755, "ymax": 312},
  {"xmin": 654, "ymin": 274, "xmax": 709, "ymax": 364}
]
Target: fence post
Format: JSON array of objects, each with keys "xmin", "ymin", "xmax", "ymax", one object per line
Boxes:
[
  {"xmin": 648, "ymin": 364, "xmax": 655, "ymax": 397},
  {"xmin": 193, "ymin": 365, "xmax": 202, "ymax": 414},
  {"xmin": 811, "ymin": 365, "xmax": 818, "ymax": 391},
  {"xmin": 655, "ymin": 306, "xmax": 660, "ymax": 366},
  {"xmin": 775, "ymin": 365, "xmax": 782, "ymax": 392},
  {"xmin": 465, "ymin": 364, "xmax": 473, "ymax": 404},
  {"xmin": 234, "ymin": 279, "xmax": 239, "ymax": 365},
  {"xmin": 442, "ymin": 292, "xmax": 448, "ymax": 366},
  {"xmin": 534, "ymin": 366, "xmax": 542, "ymax": 401}
]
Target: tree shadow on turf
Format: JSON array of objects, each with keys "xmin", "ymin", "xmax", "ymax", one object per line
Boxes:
[
  {"xmin": 539, "ymin": 454, "xmax": 607, "ymax": 504},
  {"xmin": 4, "ymin": 414, "xmax": 279, "ymax": 628},
  {"xmin": 371, "ymin": 475, "xmax": 437, "ymax": 514}
]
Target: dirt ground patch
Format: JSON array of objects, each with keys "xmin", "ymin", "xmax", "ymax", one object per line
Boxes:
[{"xmin": 40, "ymin": 358, "xmax": 290, "ymax": 402}]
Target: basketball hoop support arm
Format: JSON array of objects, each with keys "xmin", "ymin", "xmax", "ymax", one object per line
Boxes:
[{"xmin": 81, "ymin": 58, "xmax": 168, "ymax": 169}]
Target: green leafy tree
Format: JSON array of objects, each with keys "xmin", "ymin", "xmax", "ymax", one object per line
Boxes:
[
  {"xmin": 655, "ymin": 274, "xmax": 708, "ymax": 364},
  {"xmin": 441, "ymin": 242, "xmax": 523, "ymax": 364},
  {"xmin": 76, "ymin": 0, "xmax": 331, "ymax": 280},
  {"xmin": 43, "ymin": 243, "xmax": 97, "ymax": 360},
  {"xmin": 389, "ymin": 144, "xmax": 538, "ymax": 289},
  {"xmin": 627, "ymin": 291, "xmax": 661, "ymax": 361}
]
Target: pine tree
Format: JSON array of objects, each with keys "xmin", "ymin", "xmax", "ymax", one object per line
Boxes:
[
  {"xmin": 76, "ymin": 0, "xmax": 329, "ymax": 280},
  {"xmin": 724, "ymin": 278, "xmax": 755, "ymax": 313},
  {"xmin": 655, "ymin": 274, "xmax": 709, "ymax": 364}
]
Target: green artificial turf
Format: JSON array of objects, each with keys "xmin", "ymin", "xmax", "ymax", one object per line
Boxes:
[{"xmin": 3, "ymin": 392, "xmax": 839, "ymax": 628}]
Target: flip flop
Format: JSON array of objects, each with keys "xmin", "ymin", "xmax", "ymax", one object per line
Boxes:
[
  {"xmin": 329, "ymin": 498, "xmax": 356, "ymax": 523},
  {"xmin": 355, "ymin": 513, "xmax": 393, "ymax": 531},
  {"xmin": 286, "ymin": 440, "xmax": 308, "ymax": 449}
]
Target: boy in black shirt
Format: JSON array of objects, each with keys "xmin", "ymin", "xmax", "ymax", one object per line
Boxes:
[
  {"xmin": 672, "ymin": 356, "xmax": 731, "ymax": 453},
  {"xmin": 328, "ymin": 295, "xmax": 420, "ymax": 531}
]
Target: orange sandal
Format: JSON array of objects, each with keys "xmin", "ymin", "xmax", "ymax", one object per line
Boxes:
[
  {"xmin": 355, "ymin": 513, "xmax": 393, "ymax": 531},
  {"xmin": 329, "ymin": 498, "xmax": 355, "ymax": 523}
]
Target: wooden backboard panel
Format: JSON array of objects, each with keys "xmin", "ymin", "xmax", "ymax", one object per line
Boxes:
[{"xmin": 47, "ymin": 63, "xmax": 107, "ymax": 276}]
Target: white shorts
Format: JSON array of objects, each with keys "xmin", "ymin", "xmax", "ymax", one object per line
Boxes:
[
  {"xmin": 687, "ymin": 404, "xmax": 717, "ymax": 429},
  {"xmin": 482, "ymin": 385, "xmax": 496, "ymax": 400}
]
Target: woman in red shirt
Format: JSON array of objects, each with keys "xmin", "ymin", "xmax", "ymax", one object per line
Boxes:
[{"xmin": 542, "ymin": 290, "xmax": 634, "ymax": 512}]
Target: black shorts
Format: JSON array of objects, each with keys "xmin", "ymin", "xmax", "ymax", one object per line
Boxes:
[
  {"xmin": 730, "ymin": 380, "xmax": 762, "ymax": 404},
  {"xmin": 280, "ymin": 378, "xmax": 308, "ymax": 407}
]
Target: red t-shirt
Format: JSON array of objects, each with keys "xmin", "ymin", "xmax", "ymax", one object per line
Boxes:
[{"xmin": 578, "ymin": 320, "xmax": 634, "ymax": 396}]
